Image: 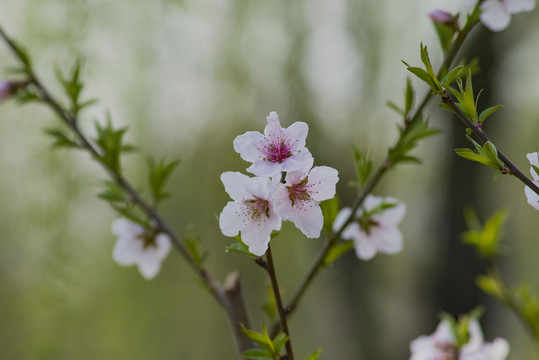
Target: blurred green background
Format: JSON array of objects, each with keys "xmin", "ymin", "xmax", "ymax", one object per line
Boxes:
[{"xmin": 1, "ymin": 0, "xmax": 538, "ymax": 359}]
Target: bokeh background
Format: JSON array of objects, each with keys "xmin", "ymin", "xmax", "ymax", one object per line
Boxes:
[{"xmin": 1, "ymin": 0, "xmax": 538, "ymax": 359}]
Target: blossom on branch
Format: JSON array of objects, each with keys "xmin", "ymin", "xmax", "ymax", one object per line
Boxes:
[
  {"xmin": 478, "ymin": 0, "xmax": 535, "ymax": 31},
  {"xmin": 233, "ymin": 111, "xmax": 312, "ymax": 177},
  {"xmin": 410, "ymin": 318, "xmax": 509, "ymax": 360},
  {"xmin": 524, "ymin": 151, "xmax": 539, "ymax": 210},
  {"xmin": 273, "ymin": 159, "xmax": 339, "ymax": 238},
  {"xmin": 333, "ymin": 195, "xmax": 405, "ymax": 260},
  {"xmin": 111, "ymin": 218, "xmax": 172, "ymax": 280},
  {"xmin": 219, "ymin": 171, "xmax": 282, "ymax": 256}
]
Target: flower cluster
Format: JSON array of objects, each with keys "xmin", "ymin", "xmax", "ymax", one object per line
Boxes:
[
  {"xmin": 111, "ymin": 218, "xmax": 172, "ymax": 280},
  {"xmin": 219, "ymin": 112, "xmax": 339, "ymax": 256},
  {"xmin": 524, "ymin": 151, "xmax": 539, "ymax": 210},
  {"xmin": 410, "ymin": 318, "xmax": 509, "ymax": 360},
  {"xmin": 333, "ymin": 195, "xmax": 406, "ymax": 260}
]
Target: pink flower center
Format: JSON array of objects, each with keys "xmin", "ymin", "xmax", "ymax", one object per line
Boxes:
[
  {"xmin": 262, "ymin": 138, "xmax": 293, "ymax": 163},
  {"xmin": 288, "ymin": 177, "xmax": 312, "ymax": 207},
  {"xmin": 358, "ymin": 216, "xmax": 379, "ymax": 235},
  {"xmin": 244, "ymin": 197, "xmax": 271, "ymax": 219}
]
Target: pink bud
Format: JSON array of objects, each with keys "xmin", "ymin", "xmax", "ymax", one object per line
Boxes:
[
  {"xmin": 428, "ymin": 8, "xmax": 455, "ymax": 25},
  {"xmin": 0, "ymin": 81, "xmax": 13, "ymax": 101}
]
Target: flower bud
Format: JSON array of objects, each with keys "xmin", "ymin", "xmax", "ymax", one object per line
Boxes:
[
  {"xmin": 0, "ymin": 81, "xmax": 13, "ymax": 102},
  {"xmin": 428, "ymin": 8, "xmax": 455, "ymax": 26}
]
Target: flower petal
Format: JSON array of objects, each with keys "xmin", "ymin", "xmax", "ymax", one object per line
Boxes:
[
  {"xmin": 526, "ymin": 152, "xmax": 539, "ymax": 181},
  {"xmin": 481, "ymin": 0, "xmax": 512, "ymax": 31},
  {"xmin": 113, "ymin": 236, "xmax": 142, "ymax": 266},
  {"xmin": 506, "ymin": 0, "xmax": 535, "ymax": 13},
  {"xmin": 333, "ymin": 207, "xmax": 353, "ymax": 233},
  {"xmin": 372, "ymin": 226, "xmax": 403, "ymax": 254},
  {"xmin": 221, "ymin": 172, "xmax": 250, "ymax": 201},
  {"xmin": 354, "ymin": 233, "xmax": 377, "ymax": 260},
  {"xmin": 288, "ymin": 201, "xmax": 324, "ymax": 238},
  {"xmin": 306, "ymin": 166, "xmax": 339, "ymax": 202},
  {"xmin": 233, "ymin": 131, "xmax": 265, "ymax": 163},
  {"xmin": 524, "ymin": 185, "xmax": 539, "ymax": 210},
  {"xmin": 282, "ymin": 121, "xmax": 309, "ymax": 152},
  {"xmin": 219, "ymin": 202, "xmax": 245, "ymax": 237}
]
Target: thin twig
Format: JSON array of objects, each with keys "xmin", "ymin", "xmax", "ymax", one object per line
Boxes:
[
  {"xmin": 442, "ymin": 95, "xmax": 539, "ymax": 195},
  {"xmin": 265, "ymin": 244, "xmax": 294, "ymax": 360}
]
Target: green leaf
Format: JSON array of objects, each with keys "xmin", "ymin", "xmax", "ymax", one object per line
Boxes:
[
  {"xmin": 226, "ymin": 236, "xmax": 257, "ymax": 258},
  {"xmin": 404, "ymin": 77, "xmax": 415, "ymax": 117},
  {"xmin": 242, "ymin": 349, "xmax": 273, "ymax": 360},
  {"xmin": 185, "ymin": 227, "xmax": 208, "ymax": 267},
  {"xmin": 304, "ymin": 348, "xmax": 322, "ymax": 360},
  {"xmin": 476, "ymin": 275, "xmax": 503, "ymax": 298},
  {"xmin": 44, "ymin": 128, "xmax": 79, "ymax": 149},
  {"xmin": 322, "ymin": 241, "xmax": 354, "ymax": 266},
  {"xmin": 263, "ymin": 285, "xmax": 277, "ymax": 321},
  {"xmin": 351, "ymin": 145, "xmax": 372, "ymax": 188},
  {"xmin": 432, "ymin": 21, "xmax": 456, "ymax": 52},
  {"xmin": 479, "ymin": 105, "xmax": 503, "ymax": 124},
  {"xmin": 321, "ymin": 196, "xmax": 340, "ymax": 234},
  {"xmin": 272, "ymin": 333, "xmax": 289, "ymax": 354},
  {"xmin": 441, "ymin": 65, "xmax": 465, "ymax": 89},
  {"xmin": 148, "ymin": 157, "xmax": 180, "ymax": 202},
  {"xmin": 241, "ymin": 325, "xmax": 274, "ymax": 354},
  {"xmin": 94, "ymin": 115, "xmax": 135, "ymax": 173},
  {"xmin": 406, "ymin": 66, "xmax": 439, "ymax": 92},
  {"xmin": 386, "ymin": 100, "xmax": 403, "ymax": 115},
  {"xmin": 462, "ymin": 208, "xmax": 508, "ymax": 257}
]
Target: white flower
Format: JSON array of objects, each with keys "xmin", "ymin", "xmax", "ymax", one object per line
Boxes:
[
  {"xmin": 273, "ymin": 158, "xmax": 339, "ymax": 238},
  {"xmin": 460, "ymin": 320, "xmax": 509, "ymax": 360},
  {"xmin": 479, "ymin": 0, "xmax": 535, "ymax": 31},
  {"xmin": 219, "ymin": 171, "xmax": 282, "ymax": 256},
  {"xmin": 233, "ymin": 111, "xmax": 313, "ymax": 177},
  {"xmin": 410, "ymin": 320, "xmax": 457, "ymax": 360},
  {"xmin": 409, "ymin": 318, "xmax": 510, "ymax": 360},
  {"xmin": 524, "ymin": 152, "xmax": 539, "ymax": 210},
  {"xmin": 111, "ymin": 218, "xmax": 172, "ymax": 280},
  {"xmin": 333, "ymin": 195, "xmax": 406, "ymax": 260}
]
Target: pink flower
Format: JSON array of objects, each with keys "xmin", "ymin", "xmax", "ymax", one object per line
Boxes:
[
  {"xmin": 459, "ymin": 320, "xmax": 509, "ymax": 360},
  {"xmin": 333, "ymin": 195, "xmax": 406, "ymax": 260},
  {"xmin": 524, "ymin": 152, "xmax": 539, "ymax": 210},
  {"xmin": 233, "ymin": 112, "xmax": 312, "ymax": 177},
  {"xmin": 273, "ymin": 159, "xmax": 339, "ymax": 238},
  {"xmin": 111, "ymin": 218, "xmax": 172, "ymax": 280},
  {"xmin": 219, "ymin": 172, "xmax": 282, "ymax": 256},
  {"xmin": 479, "ymin": 0, "xmax": 535, "ymax": 31}
]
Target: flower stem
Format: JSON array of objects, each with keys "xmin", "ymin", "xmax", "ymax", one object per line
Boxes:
[{"xmin": 265, "ymin": 244, "xmax": 295, "ymax": 360}]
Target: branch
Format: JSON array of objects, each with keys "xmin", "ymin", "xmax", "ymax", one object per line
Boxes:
[
  {"xmin": 271, "ymin": 14, "xmax": 482, "ymax": 337},
  {"xmin": 442, "ymin": 95, "xmax": 539, "ymax": 195},
  {"xmin": 0, "ymin": 24, "xmax": 254, "ymax": 358}
]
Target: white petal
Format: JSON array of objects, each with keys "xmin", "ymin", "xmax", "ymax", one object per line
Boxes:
[
  {"xmin": 247, "ymin": 160, "xmax": 282, "ymax": 177},
  {"xmin": 219, "ymin": 202, "xmax": 244, "ymax": 237},
  {"xmin": 433, "ymin": 320, "xmax": 456, "ymax": 344},
  {"xmin": 288, "ymin": 202, "xmax": 324, "ymax": 238},
  {"xmin": 372, "ymin": 226, "xmax": 403, "ymax": 254},
  {"xmin": 306, "ymin": 166, "xmax": 339, "ymax": 202},
  {"xmin": 137, "ymin": 252, "xmax": 162, "ymax": 280},
  {"xmin": 221, "ymin": 172, "xmax": 250, "ymax": 201},
  {"xmin": 233, "ymin": 131, "xmax": 265, "ymax": 163},
  {"xmin": 333, "ymin": 207, "xmax": 353, "ymax": 233},
  {"xmin": 378, "ymin": 201, "xmax": 406, "ymax": 227},
  {"xmin": 362, "ymin": 195, "xmax": 383, "ymax": 212},
  {"xmin": 506, "ymin": 0, "xmax": 535, "ymax": 13},
  {"xmin": 154, "ymin": 233, "xmax": 172, "ymax": 259},
  {"xmin": 467, "ymin": 319, "xmax": 485, "ymax": 350},
  {"xmin": 526, "ymin": 152, "xmax": 539, "ymax": 181},
  {"xmin": 241, "ymin": 222, "xmax": 272, "ymax": 256},
  {"xmin": 483, "ymin": 338, "xmax": 510, "ymax": 360},
  {"xmin": 354, "ymin": 233, "xmax": 377, "ymax": 260},
  {"xmin": 481, "ymin": 0, "xmax": 512, "ymax": 31},
  {"xmin": 273, "ymin": 184, "xmax": 293, "ymax": 220},
  {"xmin": 245, "ymin": 176, "xmax": 274, "ymax": 200},
  {"xmin": 281, "ymin": 149, "xmax": 313, "ymax": 173},
  {"xmin": 111, "ymin": 218, "xmax": 144, "ymax": 237},
  {"xmin": 113, "ymin": 236, "xmax": 142, "ymax": 266},
  {"xmin": 524, "ymin": 185, "xmax": 539, "ymax": 210},
  {"xmin": 283, "ymin": 121, "xmax": 309, "ymax": 151}
]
